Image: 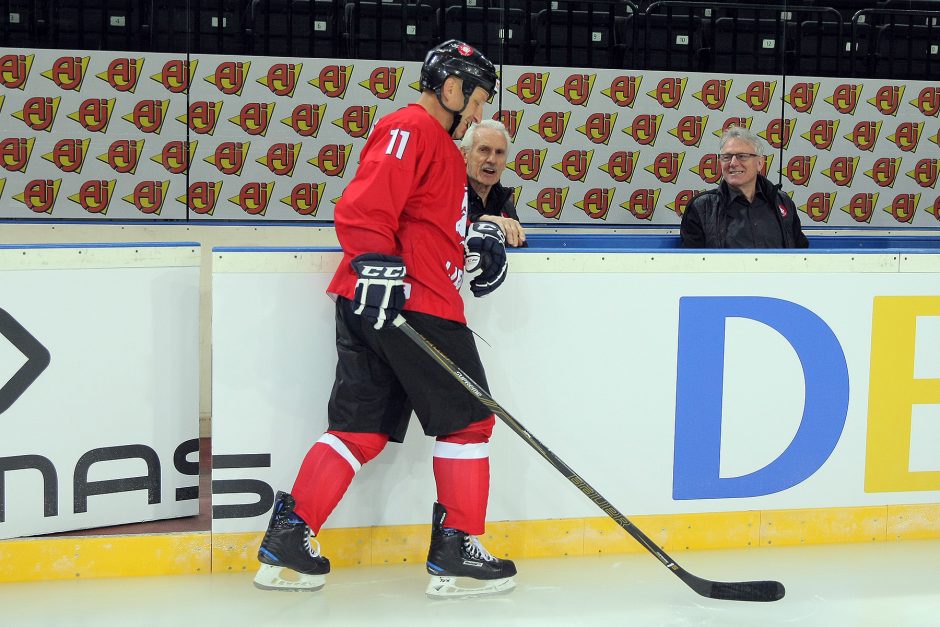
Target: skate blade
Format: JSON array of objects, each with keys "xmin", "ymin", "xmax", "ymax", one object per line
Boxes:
[
  {"xmin": 253, "ymin": 564, "xmax": 325, "ymax": 592},
  {"xmin": 426, "ymin": 575, "xmax": 515, "ymax": 598}
]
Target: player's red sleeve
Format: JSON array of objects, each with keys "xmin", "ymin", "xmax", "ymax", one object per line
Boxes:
[{"xmin": 334, "ymin": 124, "xmax": 421, "ymax": 257}]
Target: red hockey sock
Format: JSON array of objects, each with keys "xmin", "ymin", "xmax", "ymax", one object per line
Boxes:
[
  {"xmin": 433, "ymin": 415, "xmax": 495, "ymax": 536},
  {"xmin": 292, "ymin": 431, "xmax": 388, "ymax": 534}
]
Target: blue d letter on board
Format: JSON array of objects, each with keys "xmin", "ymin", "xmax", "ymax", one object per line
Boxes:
[{"xmin": 673, "ymin": 296, "xmax": 849, "ymax": 499}]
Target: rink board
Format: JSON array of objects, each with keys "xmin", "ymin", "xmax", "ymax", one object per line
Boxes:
[{"xmin": 210, "ymin": 248, "xmax": 940, "ymax": 534}]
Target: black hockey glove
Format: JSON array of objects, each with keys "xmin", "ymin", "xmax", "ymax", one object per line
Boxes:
[
  {"xmin": 464, "ymin": 222, "xmax": 507, "ymax": 298},
  {"xmin": 350, "ymin": 253, "xmax": 407, "ymax": 330}
]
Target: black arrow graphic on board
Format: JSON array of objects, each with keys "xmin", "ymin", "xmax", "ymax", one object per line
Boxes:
[{"xmin": 0, "ymin": 308, "xmax": 50, "ymax": 415}]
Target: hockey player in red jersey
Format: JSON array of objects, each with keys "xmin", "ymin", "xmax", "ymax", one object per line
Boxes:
[{"xmin": 254, "ymin": 40, "xmax": 515, "ymax": 598}]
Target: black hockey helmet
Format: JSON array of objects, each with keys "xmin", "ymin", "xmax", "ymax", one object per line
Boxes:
[{"xmin": 420, "ymin": 40, "xmax": 498, "ymax": 103}]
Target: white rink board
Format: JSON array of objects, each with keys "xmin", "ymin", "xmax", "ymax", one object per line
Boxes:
[
  {"xmin": 0, "ymin": 244, "xmax": 201, "ymax": 539},
  {"xmin": 211, "ymin": 249, "xmax": 940, "ymax": 533}
]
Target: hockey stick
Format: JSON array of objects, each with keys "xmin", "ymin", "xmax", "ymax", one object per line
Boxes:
[{"xmin": 396, "ymin": 318, "xmax": 785, "ymax": 602}]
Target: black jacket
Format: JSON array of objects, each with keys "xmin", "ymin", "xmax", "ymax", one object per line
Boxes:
[
  {"xmin": 467, "ymin": 178, "xmax": 528, "ymax": 247},
  {"xmin": 680, "ymin": 175, "xmax": 809, "ymax": 249}
]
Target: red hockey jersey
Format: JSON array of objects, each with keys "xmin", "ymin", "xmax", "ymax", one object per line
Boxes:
[{"xmin": 327, "ymin": 104, "xmax": 470, "ymax": 323}]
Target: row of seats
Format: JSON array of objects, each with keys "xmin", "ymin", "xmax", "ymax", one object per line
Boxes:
[{"xmin": 1, "ymin": 0, "xmax": 938, "ymax": 78}]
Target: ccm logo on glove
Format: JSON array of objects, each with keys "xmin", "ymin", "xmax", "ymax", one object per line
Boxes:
[{"xmin": 351, "ymin": 253, "xmax": 408, "ymax": 330}]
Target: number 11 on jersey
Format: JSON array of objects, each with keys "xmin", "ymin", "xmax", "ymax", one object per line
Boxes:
[{"xmin": 385, "ymin": 129, "xmax": 411, "ymax": 160}]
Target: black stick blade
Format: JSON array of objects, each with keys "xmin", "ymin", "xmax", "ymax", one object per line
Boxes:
[{"xmin": 680, "ymin": 570, "xmax": 786, "ymax": 602}]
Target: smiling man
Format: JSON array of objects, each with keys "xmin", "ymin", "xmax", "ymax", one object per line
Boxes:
[
  {"xmin": 462, "ymin": 119, "xmax": 527, "ymax": 248},
  {"xmin": 680, "ymin": 126, "xmax": 808, "ymax": 249}
]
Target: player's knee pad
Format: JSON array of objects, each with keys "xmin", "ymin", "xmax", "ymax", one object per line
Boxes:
[
  {"xmin": 436, "ymin": 414, "xmax": 495, "ymax": 445},
  {"xmin": 326, "ymin": 430, "xmax": 389, "ymax": 464}
]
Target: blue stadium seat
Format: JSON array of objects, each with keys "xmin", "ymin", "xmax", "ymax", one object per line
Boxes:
[
  {"xmin": 532, "ymin": 3, "xmax": 627, "ymax": 68},
  {"xmin": 440, "ymin": 4, "xmax": 530, "ymax": 66},
  {"xmin": 0, "ymin": 0, "xmax": 48, "ymax": 47},
  {"xmin": 247, "ymin": 0, "xmax": 342, "ymax": 57},
  {"xmin": 51, "ymin": 0, "xmax": 143, "ymax": 51},
  {"xmin": 344, "ymin": 0, "xmax": 436, "ymax": 62}
]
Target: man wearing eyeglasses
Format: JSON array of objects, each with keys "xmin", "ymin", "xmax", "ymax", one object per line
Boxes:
[{"xmin": 680, "ymin": 126, "xmax": 808, "ymax": 249}]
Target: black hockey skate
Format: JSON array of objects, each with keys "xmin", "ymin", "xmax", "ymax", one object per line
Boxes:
[
  {"xmin": 425, "ymin": 501, "xmax": 517, "ymax": 598},
  {"xmin": 254, "ymin": 491, "xmax": 331, "ymax": 591}
]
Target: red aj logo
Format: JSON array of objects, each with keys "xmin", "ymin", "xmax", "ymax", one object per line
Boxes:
[
  {"xmin": 152, "ymin": 140, "xmax": 196, "ymax": 175},
  {"xmin": 360, "ymin": 66, "xmax": 403, "ymax": 100},
  {"xmin": 177, "ymin": 101, "xmax": 223, "ymax": 135},
  {"xmin": 14, "ymin": 97, "xmax": 61, "ymax": 132},
  {"xmin": 646, "ymin": 152, "xmax": 685, "ymax": 184},
  {"xmin": 527, "ymin": 187, "xmax": 568, "ymax": 219},
  {"xmin": 151, "ymin": 59, "xmax": 197, "ymax": 94},
  {"xmin": 841, "ymin": 192, "xmax": 878, "ymax": 223},
  {"xmin": 785, "ymin": 82, "xmax": 819, "ymax": 114},
  {"xmin": 13, "ymin": 179, "xmax": 61, "ymax": 213},
  {"xmin": 259, "ymin": 63, "xmax": 302, "ymax": 97},
  {"xmin": 910, "ymin": 86, "xmax": 940, "ymax": 117},
  {"xmin": 530, "ymin": 112, "xmax": 570, "ymax": 144},
  {"xmin": 712, "ymin": 116, "xmax": 752, "ymax": 138},
  {"xmin": 552, "ymin": 150, "xmax": 593, "ymax": 182},
  {"xmin": 822, "ymin": 156, "xmax": 859, "ymax": 187},
  {"xmin": 0, "ymin": 54, "xmax": 34, "ymax": 90},
  {"xmin": 691, "ymin": 153, "xmax": 721, "ymax": 184},
  {"xmin": 599, "ymin": 151, "xmax": 638, "ymax": 183},
  {"xmin": 694, "ymin": 79, "xmax": 731, "ymax": 111},
  {"xmin": 68, "ymin": 179, "xmax": 115, "ymax": 214},
  {"xmin": 308, "ymin": 144, "xmax": 352, "ymax": 177},
  {"xmin": 737, "ymin": 81, "xmax": 775, "ymax": 112},
  {"xmin": 623, "ymin": 114, "xmax": 662, "ymax": 146},
  {"xmin": 865, "ymin": 157, "xmax": 902, "ymax": 188},
  {"xmin": 97, "ymin": 57, "xmax": 143, "ymax": 93},
  {"xmin": 781, "ymin": 155, "xmax": 816, "ymax": 187},
  {"xmin": 40, "ymin": 56, "xmax": 90, "ymax": 91},
  {"xmin": 887, "ymin": 122, "xmax": 923, "ymax": 152},
  {"xmin": 258, "ymin": 143, "xmax": 301, "ymax": 176},
  {"xmin": 507, "ymin": 148, "xmax": 547, "ymax": 181},
  {"xmin": 97, "ymin": 139, "xmax": 143, "ymax": 174},
  {"xmin": 801, "ymin": 119, "xmax": 839, "ymax": 150},
  {"xmin": 867, "ymin": 85, "xmax": 905, "ymax": 116},
  {"xmin": 927, "ymin": 196, "xmax": 940, "ymax": 222},
  {"xmin": 206, "ymin": 61, "xmax": 251, "ymax": 96},
  {"xmin": 495, "ymin": 110, "xmax": 524, "ymax": 142},
  {"xmin": 906, "ymin": 159, "xmax": 939, "ymax": 189},
  {"xmin": 844, "ymin": 120, "xmax": 881, "ymax": 152},
  {"xmin": 178, "ymin": 181, "xmax": 222, "ymax": 215},
  {"xmin": 282, "ymin": 103, "xmax": 326, "ymax": 138},
  {"xmin": 648, "ymin": 77, "xmax": 686, "ymax": 109},
  {"xmin": 601, "ymin": 75, "xmax": 641, "ymax": 108},
  {"xmin": 825, "ymin": 83, "xmax": 862, "ymax": 114},
  {"xmin": 509, "ymin": 72, "xmax": 548, "ymax": 105},
  {"xmin": 228, "ymin": 102, "xmax": 273, "ymax": 136},
  {"xmin": 230, "ymin": 182, "xmax": 275, "ymax": 216},
  {"xmin": 799, "ymin": 192, "xmax": 836, "ymax": 223},
  {"xmin": 0, "ymin": 137, "xmax": 35, "ymax": 172},
  {"xmin": 669, "ymin": 115, "xmax": 708, "ymax": 147},
  {"xmin": 281, "ymin": 182, "xmax": 325, "ymax": 216},
  {"xmin": 555, "ymin": 73, "xmax": 595, "ymax": 107},
  {"xmin": 124, "ymin": 180, "xmax": 169, "ymax": 215},
  {"xmin": 667, "ymin": 189, "xmax": 702, "ymax": 217},
  {"xmin": 577, "ymin": 112, "xmax": 616, "ymax": 145},
  {"xmin": 123, "ymin": 99, "xmax": 169, "ymax": 134},
  {"xmin": 575, "ymin": 188, "xmax": 614, "ymax": 220},
  {"xmin": 623, "ymin": 188, "xmax": 660, "ymax": 221},
  {"xmin": 309, "ymin": 65, "xmax": 353, "ymax": 98},
  {"xmin": 205, "ymin": 142, "xmax": 250, "ymax": 176},
  {"xmin": 883, "ymin": 193, "xmax": 919, "ymax": 223},
  {"xmin": 333, "ymin": 105, "xmax": 376, "ymax": 139},
  {"xmin": 759, "ymin": 118, "xmax": 795, "ymax": 149},
  {"xmin": 67, "ymin": 98, "xmax": 114, "ymax": 133}
]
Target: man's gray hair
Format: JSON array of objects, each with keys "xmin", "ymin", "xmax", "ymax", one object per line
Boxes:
[
  {"xmin": 460, "ymin": 118, "xmax": 511, "ymax": 152},
  {"xmin": 719, "ymin": 125, "xmax": 764, "ymax": 156}
]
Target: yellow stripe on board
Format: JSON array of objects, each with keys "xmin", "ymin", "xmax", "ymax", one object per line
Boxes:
[{"xmin": 1, "ymin": 505, "xmax": 937, "ymax": 583}]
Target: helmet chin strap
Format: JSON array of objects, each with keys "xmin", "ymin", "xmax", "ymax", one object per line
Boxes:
[{"xmin": 436, "ymin": 89, "xmax": 469, "ymax": 137}]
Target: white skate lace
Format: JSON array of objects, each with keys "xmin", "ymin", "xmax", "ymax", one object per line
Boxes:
[
  {"xmin": 463, "ymin": 535, "xmax": 496, "ymax": 562},
  {"xmin": 303, "ymin": 526, "xmax": 322, "ymax": 558}
]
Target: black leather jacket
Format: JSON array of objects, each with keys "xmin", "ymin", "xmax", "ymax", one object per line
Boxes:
[{"xmin": 680, "ymin": 175, "xmax": 809, "ymax": 249}]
